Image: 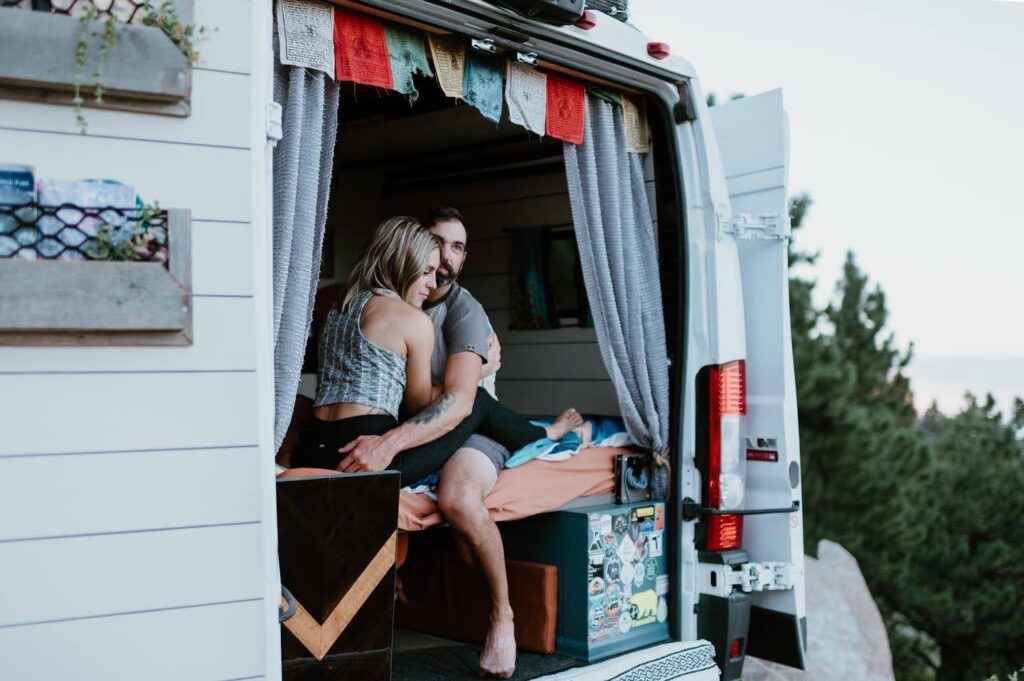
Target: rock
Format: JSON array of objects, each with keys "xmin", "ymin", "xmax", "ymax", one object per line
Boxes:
[{"xmin": 742, "ymin": 540, "xmax": 895, "ymax": 681}]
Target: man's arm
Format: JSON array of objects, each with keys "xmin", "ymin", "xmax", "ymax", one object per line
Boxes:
[{"xmin": 337, "ymin": 351, "xmax": 482, "ymax": 472}]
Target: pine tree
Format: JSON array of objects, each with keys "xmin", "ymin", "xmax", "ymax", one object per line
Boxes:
[
  {"xmin": 893, "ymin": 396, "xmax": 1024, "ymax": 681},
  {"xmin": 786, "ymin": 195, "xmax": 1024, "ymax": 680}
]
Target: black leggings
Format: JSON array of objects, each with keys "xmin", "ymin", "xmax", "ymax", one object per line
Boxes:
[{"xmin": 292, "ymin": 388, "xmax": 546, "ymax": 485}]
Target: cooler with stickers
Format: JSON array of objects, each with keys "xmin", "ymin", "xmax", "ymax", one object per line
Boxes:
[{"xmin": 500, "ymin": 501, "xmax": 670, "ymax": 662}]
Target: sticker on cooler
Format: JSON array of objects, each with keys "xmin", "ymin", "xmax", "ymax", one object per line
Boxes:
[
  {"xmin": 629, "ymin": 589, "xmax": 658, "ymax": 627},
  {"xmin": 617, "ymin": 535, "xmax": 636, "ymax": 563},
  {"xmin": 647, "ymin": 531, "xmax": 664, "ymax": 557}
]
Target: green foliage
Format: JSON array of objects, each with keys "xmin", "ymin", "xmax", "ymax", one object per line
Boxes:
[
  {"xmin": 788, "ymin": 196, "xmax": 1024, "ymax": 681},
  {"xmin": 900, "ymin": 397, "xmax": 1024, "ymax": 681},
  {"xmin": 141, "ymin": 0, "xmax": 213, "ymax": 66},
  {"xmin": 70, "ymin": 1, "xmax": 209, "ymax": 134},
  {"xmin": 83, "ymin": 202, "xmax": 167, "ymax": 262}
]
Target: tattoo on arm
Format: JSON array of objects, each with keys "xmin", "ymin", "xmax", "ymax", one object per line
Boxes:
[{"xmin": 408, "ymin": 392, "xmax": 455, "ymax": 426}]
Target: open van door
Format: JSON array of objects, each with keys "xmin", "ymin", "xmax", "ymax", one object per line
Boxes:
[{"xmin": 710, "ymin": 89, "xmax": 807, "ymax": 669}]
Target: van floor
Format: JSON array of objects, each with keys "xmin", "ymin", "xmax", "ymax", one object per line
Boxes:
[{"xmin": 393, "ymin": 629, "xmax": 578, "ymax": 681}]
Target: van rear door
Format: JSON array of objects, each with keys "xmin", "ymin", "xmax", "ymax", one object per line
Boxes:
[{"xmin": 709, "ymin": 89, "xmax": 807, "ymax": 669}]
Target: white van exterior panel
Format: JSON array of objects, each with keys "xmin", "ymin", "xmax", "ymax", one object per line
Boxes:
[
  {"xmin": 0, "ymin": 372, "xmax": 259, "ymax": 456},
  {"xmin": 0, "ymin": 523, "xmax": 263, "ymax": 627},
  {"xmin": 0, "ymin": 1, "xmax": 276, "ymax": 677},
  {"xmin": 711, "ymin": 90, "xmax": 807, "ymax": 646},
  {"xmin": 0, "ymin": 447, "xmax": 262, "ymax": 541},
  {"xmin": 0, "ymin": 600, "xmax": 265, "ymax": 681},
  {"xmin": 461, "ymin": 0, "xmax": 697, "ymax": 79},
  {"xmin": 0, "ymin": 296, "xmax": 256, "ymax": 372}
]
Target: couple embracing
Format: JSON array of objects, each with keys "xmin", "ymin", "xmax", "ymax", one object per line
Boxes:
[{"xmin": 294, "ymin": 207, "xmax": 588, "ymax": 678}]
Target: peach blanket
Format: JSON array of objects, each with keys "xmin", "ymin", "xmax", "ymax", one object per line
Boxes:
[{"xmin": 278, "ymin": 445, "xmax": 629, "ymax": 532}]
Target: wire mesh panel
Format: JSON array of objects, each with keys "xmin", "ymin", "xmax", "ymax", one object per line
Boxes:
[
  {"xmin": 0, "ymin": 0, "xmax": 152, "ymax": 22},
  {"xmin": 0, "ymin": 202, "xmax": 169, "ymax": 263}
]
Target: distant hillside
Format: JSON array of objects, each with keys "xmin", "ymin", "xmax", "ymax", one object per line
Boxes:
[{"xmin": 906, "ymin": 356, "xmax": 1024, "ymax": 415}]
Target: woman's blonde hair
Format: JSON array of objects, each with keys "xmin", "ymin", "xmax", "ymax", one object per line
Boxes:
[{"xmin": 340, "ymin": 216, "xmax": 439, "ymax": 312}]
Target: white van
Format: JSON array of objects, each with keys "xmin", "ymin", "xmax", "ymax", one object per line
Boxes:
[{"xmin": 0, "ymin": 1, "xmax": 805, "ymax": 680}]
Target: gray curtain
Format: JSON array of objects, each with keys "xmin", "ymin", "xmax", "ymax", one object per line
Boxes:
[
  {"xmin": 563, "ymin": 97, "xmax": 670, "ymax": 452},
  {"xmin": 272, "ymin": 58, "xmax": 340, "ymax": 451}
]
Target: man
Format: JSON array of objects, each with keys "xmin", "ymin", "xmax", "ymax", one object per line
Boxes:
[{"xmin": 337, "ymin": 207, "xmax": 533, "ymax": 678}]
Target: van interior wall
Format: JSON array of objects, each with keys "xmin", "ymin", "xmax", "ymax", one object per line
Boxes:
[{"xmin": 300, "ymin": 98, "xmax": 659, "ymax": 419}]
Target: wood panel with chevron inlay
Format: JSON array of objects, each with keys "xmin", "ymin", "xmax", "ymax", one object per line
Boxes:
[{"xmin": 277, "ymin": 471, "xmax": 400, "ymax": 681}]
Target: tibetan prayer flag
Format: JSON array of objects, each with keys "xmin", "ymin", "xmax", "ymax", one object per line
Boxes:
[
  {"xmin": 427, "ymin": 33, "xmax": 465, "ymax": 99},
  {"xmin": 463, "ymin": 53, "xmax": 504, "ymax": 123},
  {"xmin": 505, "ymin": 63, "xmax": 547, "ymax": 136},
  {"xmin": 334, "ymin": 8, "xmax": 392, "ymax": 89},
  {"xmin": 384, "ymin": 24, "xmax": 433, "ymax": 102},
  {"xmin": 622, "ymin": 97, "xmax": 651, "ymax": 153},
  {"xmin": 588, "ymin": 85, "xmax": 623, "ymax": 107},
  {"xmin": 546, "ymin": 74, "xmax": 585, "ymax": 144},
  {"xmin": 276, "ymin": 0, "xmax": 335, "ymax": 78}
]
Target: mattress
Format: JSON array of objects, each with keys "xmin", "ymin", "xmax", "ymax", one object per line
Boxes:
[{"xmin": 279, "ymin": 445, "xmax": 632, "ymax": 532}]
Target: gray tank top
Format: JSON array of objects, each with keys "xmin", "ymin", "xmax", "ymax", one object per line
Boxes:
[{"xmin": 314, "ymin": 291, "xmax": 407, "ymax": 419}]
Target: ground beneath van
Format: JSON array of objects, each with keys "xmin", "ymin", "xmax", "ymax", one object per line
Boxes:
[{"xmin": 393, "ymin": 630, "xmax": 578, "ymax": 680}]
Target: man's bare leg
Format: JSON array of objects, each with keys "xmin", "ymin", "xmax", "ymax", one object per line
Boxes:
[{"xmin": 438, "ymin": 449, "xmax": 515, "ymax": 679}]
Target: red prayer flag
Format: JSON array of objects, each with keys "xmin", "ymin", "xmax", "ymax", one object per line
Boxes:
[
  {"xmin": 545, "ymin": 74, "xmax": 585, "ymax": 145},
  {"xmin": 334, "ymin": 8, "xmax": 393, "ymax": 89}
]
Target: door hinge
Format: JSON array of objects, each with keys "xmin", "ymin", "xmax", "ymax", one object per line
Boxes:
[
  {"xmin": 728, "ymin": 562, "xmax": 795, "ymax": 592},
  {"xmin": 717, "ymin": 212, "xmax": 791, "ymax": 241},
  {"xmin": 267, "ymin": 101, "xmax": 283, "ymax": 145},
  {"xmin": 470, "ymin": 37, "xmax": 498, "ymax": 54}
]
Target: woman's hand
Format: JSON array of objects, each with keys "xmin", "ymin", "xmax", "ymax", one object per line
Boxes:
[
  {"xmin": 481, "ymin": 332, "xmax": 502, "ymax": 379},
  {"xmin": 337, "ymin": 435, "xmax": 398, "ymax": 473}
]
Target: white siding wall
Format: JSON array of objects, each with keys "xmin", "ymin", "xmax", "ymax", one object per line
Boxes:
[{"xmin": 0, "ymin": 2, "xmax": 274, "ymax": 679}]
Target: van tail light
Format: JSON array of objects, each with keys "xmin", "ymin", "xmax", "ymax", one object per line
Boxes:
[
  {"xmin": 706, "ymin": 514, "xmax": 743, "ymax": 551},
  {"xmin": 574, "ymin": 10, "xmax": 597, "ymax": 29},
  {"xmin": 706, "ymin": 361, "xmax": 747, "ymax": 551},
  {"xmin": 647, "ymin": 42, "xmax": 671, "ymax": 60}
]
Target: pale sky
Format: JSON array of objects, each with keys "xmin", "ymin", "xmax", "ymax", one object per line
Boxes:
[{"xmin": 630, "ymin": 0, "xmax": 1024, "ymax": 414}]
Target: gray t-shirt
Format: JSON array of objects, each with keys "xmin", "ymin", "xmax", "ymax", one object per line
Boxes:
[{"xmin": 423, "ymin": 283, "xmax": 497, "ymax": 398}]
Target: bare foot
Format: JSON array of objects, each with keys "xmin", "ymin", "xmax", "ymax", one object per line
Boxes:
[
  {"xmin": 545, "ymin": 408, "xmax": 584, "ymax": 441},
  {"xmin": 479, "ymin": 618, "xmax": 516, "ymax": 678}
]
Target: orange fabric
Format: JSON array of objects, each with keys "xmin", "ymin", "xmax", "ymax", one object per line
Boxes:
[
  {"xmin": 396, "ymin": 545, "xmax": 558, "ymax": 654},
  {"xmin": 276, "ymin": 446, "xmax": 628, "ymax": 532},
  {"xmin": 399, "ymin": 446, "xmax": 629, "ymax": 532}
]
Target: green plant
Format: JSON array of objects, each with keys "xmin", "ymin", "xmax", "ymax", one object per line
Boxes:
[
  {"xmin": 83, "ymin": 202, "xmax": 168, "ymax": 262},
  {"xmin": 141, "ymin": 0, "xmax": 211, "ymax": 66},
  {"xmin": 71, "ymin": 1, "xmax": 210, "ymax": 133}
]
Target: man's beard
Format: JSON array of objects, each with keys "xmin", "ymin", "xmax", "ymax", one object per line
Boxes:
[{"xmin": 436, "ymin": 260, "xmax": 461, "ymax": 287}]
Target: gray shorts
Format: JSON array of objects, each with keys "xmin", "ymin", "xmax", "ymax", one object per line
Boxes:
[{"xmin": 461, "ymin": 434, "xmax": 510, "ymax": 473}]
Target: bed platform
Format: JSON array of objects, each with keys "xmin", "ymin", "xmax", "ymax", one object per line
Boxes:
[{"xmin": 278, "ymin": 444, "xmax": 635, "ymax": 531}]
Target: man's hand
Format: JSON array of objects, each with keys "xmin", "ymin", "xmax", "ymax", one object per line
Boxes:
[
  {"xmin": 337, "ymin": 435, "xmax": 398, "ymax": 473},
  {"xmin": 481, "ymin": 332, "xmax": 502, "ymax": 379}
]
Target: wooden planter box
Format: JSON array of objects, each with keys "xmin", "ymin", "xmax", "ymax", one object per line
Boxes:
[
  {"xmin": 0, "ymin": 2, "xmax": 194, "ymax": 116},
  {"xmin": 0, "ymin": 209, "xmax": 193, "ymax": 346}
]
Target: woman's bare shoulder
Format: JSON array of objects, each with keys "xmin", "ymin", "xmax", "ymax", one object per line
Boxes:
[{"xmin": 366, "ymin": 296, "xmax": 431, "ymax": 335}]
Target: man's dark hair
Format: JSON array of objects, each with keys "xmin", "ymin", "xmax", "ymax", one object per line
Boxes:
[{"xmin": 422, "ymin": 206, "xmax": 466, "ymax": 229}]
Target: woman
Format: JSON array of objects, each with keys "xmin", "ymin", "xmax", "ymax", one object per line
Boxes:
[{"xmin": 293, "ymin": 216, "xmax": 583, "ymax": 483}]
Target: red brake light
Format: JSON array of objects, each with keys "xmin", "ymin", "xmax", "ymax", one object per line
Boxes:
[
  {"xmin": 574, "ymin": 10, "xmax": 597, "ymax": 29},
  {"xmin": 710, "ymin": 361, "xmax": 746, "ymax": 418},
  {"xmin": 705, "ymin": 361, "xmax": 746, "ymax": 551},
  {"xmin": 706, "ymin": 514, "xmax": 744, "ymax": 551},
  {"xmin": 647, "ymin": 42, "xmax": 671, "ymax": 60}
]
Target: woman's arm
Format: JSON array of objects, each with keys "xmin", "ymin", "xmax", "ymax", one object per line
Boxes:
[{"xmin": 401, "ymin": 312, "xmax": 436, "ymax": 418}]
